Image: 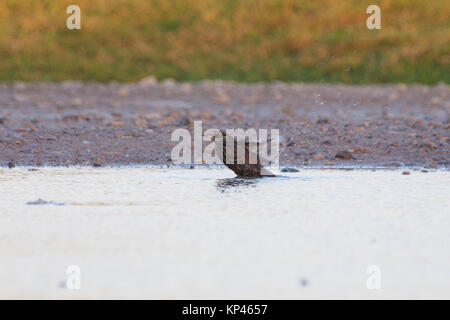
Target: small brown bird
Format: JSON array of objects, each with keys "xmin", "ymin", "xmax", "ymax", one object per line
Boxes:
[{"xmin": 210, "ymin": 130, "xmax": 275, "ymax": 177}]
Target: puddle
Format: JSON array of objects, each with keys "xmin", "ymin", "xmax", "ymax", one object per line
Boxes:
[{"xmin": 0, "ymin": 167, "xmax": 449, "ymax": 298}]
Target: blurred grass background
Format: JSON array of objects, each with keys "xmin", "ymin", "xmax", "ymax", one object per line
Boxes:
[{"xmin": 0, "ymin": 0, "xmax": 448, "ymax": 83}]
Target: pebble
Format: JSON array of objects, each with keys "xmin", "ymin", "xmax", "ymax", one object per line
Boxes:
[
  {"xmin": 335, "ymin": 151, "xmax": 353, "ymax": 160},
  {"xmin": 138, "ymin": 75, "xmax": 157, "ymax": 87},
  {"xmin": 214, "ymin": 88, "xmax": 230, "ymax": 104},
  {"xmin": 313, "ymin": 154, "xmax": 324, "ymax": 160},
  {"xmin": 316, "ymin": 118, "xmax": 329, "ymax": 124},
  {"xmin": 299, "ymin": 278, "xmax": 309, "ymax": 287},
  {"xmin": 26, "ymin": 198, "xmax": 65, "ymax": 206},
  {"xmin": 424, "ymin": 161, "xmax": 438, "ymax": 169},
  {"xmin": 382, "ymin": 162, "xmax": 402, "ymax": 167},
  {"xmin": 351, "ymin": 147, "xmax": 371, "ymax": 154}
]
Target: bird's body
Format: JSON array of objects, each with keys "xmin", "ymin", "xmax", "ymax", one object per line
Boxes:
[{"xmin": 213, "ymin": 130, "xmax": 275, "ymax": 177}]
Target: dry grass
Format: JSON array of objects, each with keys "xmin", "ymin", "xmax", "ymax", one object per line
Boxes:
[{"xmin": 0, "ymin": 0, "xmax": 448, "ymax": 83}]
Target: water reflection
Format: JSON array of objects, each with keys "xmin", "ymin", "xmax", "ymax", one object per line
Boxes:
[{"xmin": 215, "ymin": 177, "xmax": 258, "ymax": 192}]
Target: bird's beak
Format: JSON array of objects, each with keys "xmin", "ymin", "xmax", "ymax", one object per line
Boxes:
[
  {"xmin": 204, "ymin": 133, "xmax": 214, "ymax": 140},
  {"xmin": 204, "ymin": 130, "xmax": 220, "ymax": 141}
]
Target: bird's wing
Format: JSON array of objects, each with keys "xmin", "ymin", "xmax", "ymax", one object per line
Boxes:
[
  {"xmin": 260, "ymin": 167, "xmax": 276, "ymax": 177},
  {"xmin": 252, "ymin": 136, "xmax": 282, "ymax": 166}
]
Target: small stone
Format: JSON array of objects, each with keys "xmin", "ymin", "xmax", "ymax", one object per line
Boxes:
[
  {"xmin": 178, "ymin": 117, "xmax": 192, "ymax": 126},
  {"xmin": 214, "ymin": 88, "xmax": 230, "ymax": 104},
  {"xmin": 273, "ymin": 91, "xmax": 282, "ymax": 100},
  {"xmin": 161, "ymin": 78, "xmax": 176, "ymax": 88},
  {"xmin": 231, "ymin": 114, "xmax": 243, "ymax": 122},
  {"xmin": 299, "ymin": 278, "xmax": 309, "ymax": 287},
  {"xmin": 316, "ymin": 118, "xmax": 329, "ymax": 124},
  {"xmin": 313, "ymin": 154, "xmax": 324, "ymax": 160},
  {"xmin": 411, "ymin": 120, "xmax": 423, "ymax": 128},
  {"xmin": 138, "ymin": 75, "xmax": 157, "ymax": 87},
  {"xmin": 26, "ymin": 198, "xmax": 64, "ymax": 206},
  {"xmin": 117, "ymin": 88, "xmax": 129, "ymax": 97},
  {"xmin": 26, "ymin": 198, "xmax": 49, "ymax": 205},
  {"xmin": 422, "ymin": 142, "xmax": 438, "ymax": 149},
  {"xmin": 424, "ymin": 161, "xmax": 438, "ymax": 169},
  {"xmin": 351, "ymin": 147, "xmax": 371, "ymax": 154},
  {"xmin": 402, "ymin": 171, "xmax": 410, "ymax": 175},
  {"xmin": 389, "ymin": 92, "xmax": 399, "ymax": 101},
  {"xmin": 335, "ymin": 151, "xmax": 353, "ymax": 160},
  {"xmin": 180, "ymin": 83, "xmax": 192, "ymax": 93},
  {"xmin": 79, "ymin": 113, "xmax": 90, "ymax": 121},
  {"xmin": 112, "ymin": 121, "xmax": 125, "ymax": 127},
  {"xmin": 285, "ymin": 137, "xmax": 295, "ymax": 147},
  {"xmin": 281, "ymin": 167, "xmax": 299, "ymax": 172},
  {"xmin": 7, "ymin": 161, "xmax": 15, "ymax": 168},
  {"xmin": 382, "ymin": 162, "xmax": 402, "ymax": 167},
  {"xmin": 430, "ymin": 96, "xmax": 442, "ymax": 106},
  {"xmin": 92, "ymin": 162, "xmax": 102, "ymax": 167},
  {"xmin": 396, "ymin": 83, "xmax": 407, "ymax": 92}
]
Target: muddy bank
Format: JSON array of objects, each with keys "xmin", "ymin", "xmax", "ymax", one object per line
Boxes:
[{"xmin": 0, "ymin": 80, "xmax": 448, "ymax": 168}]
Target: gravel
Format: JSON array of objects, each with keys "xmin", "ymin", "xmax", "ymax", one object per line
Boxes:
[{"xmin": 0, "ymin": 81, "xmax": 448, "ymax": 168}]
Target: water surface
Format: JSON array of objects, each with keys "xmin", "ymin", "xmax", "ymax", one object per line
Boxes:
[{"xmin": 0, "ymin": 167, "xmax": 449, "ymax": 298}]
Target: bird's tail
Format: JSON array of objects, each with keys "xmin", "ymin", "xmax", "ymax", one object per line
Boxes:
[{"xmin": 260, "ymin": 167, "xmax": 276, "ymax": 177}]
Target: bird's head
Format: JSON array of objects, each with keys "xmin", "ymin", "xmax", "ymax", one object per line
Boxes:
[{"xmin": 204, "ymin": 129, "xmax": 226, "ymax": 142}]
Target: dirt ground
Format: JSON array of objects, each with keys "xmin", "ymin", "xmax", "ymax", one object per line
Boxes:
[{"xmin": 0, "ymin": 79, "xmax": 448, "ymax": 168}]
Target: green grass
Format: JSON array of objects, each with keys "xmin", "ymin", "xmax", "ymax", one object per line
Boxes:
[{"xmin": 0, "ymin": 0, "xmax": 448, "ymax": 83}]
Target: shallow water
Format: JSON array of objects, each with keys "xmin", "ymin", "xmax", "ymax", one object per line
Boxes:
[{"xmin": 0, "ymin": 167, "xmax": 449, "ymax": 299}]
